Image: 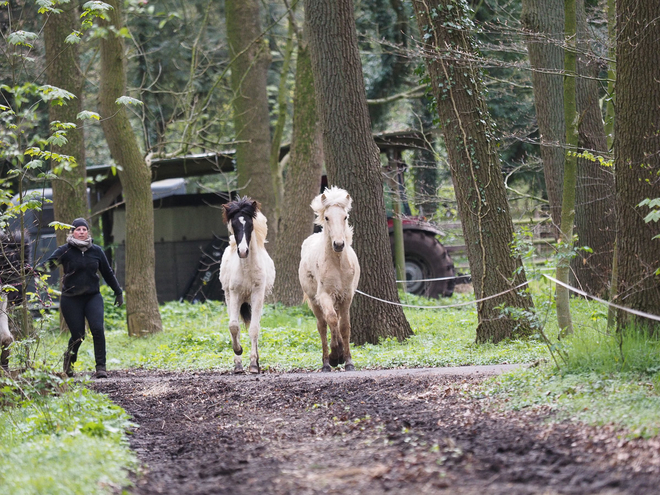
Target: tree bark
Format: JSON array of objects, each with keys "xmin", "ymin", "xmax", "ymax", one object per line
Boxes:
[
  {"xmin": 98, "ymin": 0, "xmax": 162, "ymax": 337},
  {"xmin": 571, "ymin": 0, "xmax": 615, "ymax": 298},
  {"xmin": 413, "ymin": 0, "xmax": 535, "ymax": 344},
  {"xmin": 556, "ymin": 0, "xmax": 578, "ymax": 337},
  {"xmin": 614, "ymin": 0, "xmax": 660, "ymax": 333},
  {"xmin": 272, "ymin": 36, "xmax": 323, "ymax": 306},
  {"xmin": 225, "ymin": 0, "xmax": 276, "ymax": 238},
  {"xmin": 521, "ymin": 0, "xmax": 565, "ymax": 231},
  {"xmin": 304, "ymin": 0, "xmax": 413, "ymax": 344},
  {"xmin": 44, "ymin": 4, "xmax": 88, "ymax": 245}
]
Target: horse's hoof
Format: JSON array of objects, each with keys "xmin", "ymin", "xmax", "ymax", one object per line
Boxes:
[
  {"xmin": 345, "ymin": 363, "xmax": 355, "ymax": 372},
  {"xmin": 328, "ymin": 357, "xmax": 339, "ymax": 367},
  {"xmin": 321, "ymin": 365, "xmax": 332, "ymax": 372},
  {"xmin": 234, "ymin": 365, "xmax": 244, "ymax": 374},
  {"xmin": 249, "ymin": 366, "xmax": 260, "ymax": 374},
  {"xmin": 234, "ymin": 346, "xmax": 243, "ymax": 356}
]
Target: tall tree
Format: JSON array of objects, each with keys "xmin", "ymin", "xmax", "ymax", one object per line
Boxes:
[
  {"xmin": 98, "ymin": 0, "xmax": 162, "ymax": 337},
  {"xmin": 272, "ymin": 27, "xmax": 324, "ymax": 306},
  {"xmin": 413, "ymin": 0, "xmax": 535, "ymax": 343},
  {"xmin": 303, "ymin": 0, "xmax": 413, "ymax": 344},
  {"xmin": 225, "ymin": 0, "xmax": 276, "ymax": 233},
  {"xmin": 44, "ymin": 2, "xmax": 88, "ymax": 243},
  {"xmin": 572, "ymin": 0, "xmax": 615, "ymax": 297},
  {"xmin": 556, "ymin": 0, "xmax": 579, "ymax": 337},
  {"xmin": 521, "ymin": 0, "xmax": 565, "ymax": 230},
  {"xmin": 614, "ymin": 0, "xmax": 660, "ymax": 333}
]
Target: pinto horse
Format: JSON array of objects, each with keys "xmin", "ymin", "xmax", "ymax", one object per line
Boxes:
[
  {"xmin": 0, "ymin": 230, "xmax": 30, "ymax": 372},
  {"xmin": 299, "ymin": 186, "xmax": 361, "ymax": 372},
  {"xmin": 219, "ymin": 198, "xmax": 275, "ymax": 374}
]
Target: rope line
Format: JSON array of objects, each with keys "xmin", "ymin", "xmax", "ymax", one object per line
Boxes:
[
  {"xmin": 356, "ymin": 281, "xmax": 529, "ymax": 309},
  {"xmin": 544, "ymin": 275, "xmax": 660, "ymax": 322},
  {"xmin": 395, "ymin": 275, "xmax": 469, "ymax": 283}
]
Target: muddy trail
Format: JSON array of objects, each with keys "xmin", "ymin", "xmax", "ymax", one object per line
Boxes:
[{"xmin": 93, "ymin": 368, "xmax": 660, "ymax": 494}]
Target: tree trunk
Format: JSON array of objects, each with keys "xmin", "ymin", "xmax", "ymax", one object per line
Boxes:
[
  {"xmin": 304, "ymin": 0, "xmax": 413, "ymax": 344},
  {"xmin": 44, "ymin": 3, "xmax": 88, "ymax": 244},
  {"xmin": 571, "ymin": 0, "xmax": 615, "ymax": 298},
  {"xmin": 98, "ymin": 0, "xmax": 162, "ymax": 337},
  {"xmin": 556, "ymin": 0, "xmax": 578, "ymax": 337},
  {"xmin": 604, "ymin": 0, "xmax": 615, "ymax": 149},
  {"xmin": 271, "ymin": 37, "xmax": 323, "ymax": 306},
  {"xmin": 521, "ymin": 0, "xmax": 565, "ymax": 231},
  {"xmin": 44, "ymin": 3, "xmax": 88, "ymax": 333},
  {"xmin": 614, "ymin": 0, "xmax": 660, "ymax": 334},
  {"xmin": 413, "ymin": 0, "xmax": 535, "ymax": 344},
  {"xmin": 225, "ymin": 0, "xmax": 276, "ymax": 238}
]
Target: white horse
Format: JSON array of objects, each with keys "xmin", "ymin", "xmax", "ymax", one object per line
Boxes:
[
  {"xmin": 299, "ymin": 186, "xmax": 361, "ymax": 372},
  {"xmin": 0, "ymin": 230, "xmax": 29, "ymax": 372},
  {"xmin": 219, "ymin": 198, "xmax": 275, "ymax": 374},
  {"xmin": 0, "ymin": 295, "xmax": 11, "ymax": 372}
]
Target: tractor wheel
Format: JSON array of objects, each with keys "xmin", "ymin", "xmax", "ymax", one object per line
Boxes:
[{"xmin": 391, "ymin": 230, "xmax": 456, "ymax": 298}]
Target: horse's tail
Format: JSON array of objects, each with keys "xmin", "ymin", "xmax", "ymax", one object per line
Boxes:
[{"xmin": 240, "ymin": 302, "xmax": 251, "ymax": 326}]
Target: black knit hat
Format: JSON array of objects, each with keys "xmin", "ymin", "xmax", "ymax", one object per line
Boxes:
[{"xmin": 71, "ymin": 218, "xmax": 90, "ymax": 230}]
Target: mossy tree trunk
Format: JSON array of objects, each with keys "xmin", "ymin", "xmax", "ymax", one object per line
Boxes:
[
  {"xmin": 521, "ymin": 0, "xmax": 565, "ymax": 232},
  {"xmin": 272, "ymin": 35, "xmax": 324, "ymax": 306},
  {"xmin": 571, "ymin": 0, "xmax": 615, "ymax": 298},
  {"xmin": 614, "ymin": 0, "xmax": 660, "ymax": 334},
  {"xmin": 556, "ymin": 0, "xmax": 578, "ymax": 338},
  {"xmin": 304, "ymin": 0, "xmax": 413, "ymax": 344},
  {"xmin": 413, "ymin": 0, "xmax": 535, "ymax": 343},
  {"xmin": 225, "ymin": 0, "xmax": 276, "ymax": 240},
  {"xmin": 98, "ymin": 0, "xmax": 162, "ymax": 337},
  {"xmin": 44, "ymin": 3, "xmax": 88, "ymax": 243},
  {"xmin": 44, "ymin": 2, "xmax": 89, "ymax": 333}
]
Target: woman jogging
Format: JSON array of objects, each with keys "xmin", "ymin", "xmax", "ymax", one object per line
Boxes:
[{"xmin": 38, "ymin": 218, "xmax": 123, "ymax": 378}]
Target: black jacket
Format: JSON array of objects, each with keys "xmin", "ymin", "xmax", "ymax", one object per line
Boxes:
[{"xmin": 40, "ymin": 243, "xmax": 122, "ymax": 297}]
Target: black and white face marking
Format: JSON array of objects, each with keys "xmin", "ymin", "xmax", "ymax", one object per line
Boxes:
[{"xmin": 232, "ymin": 214, "xmax": 253, "ymax": 259}]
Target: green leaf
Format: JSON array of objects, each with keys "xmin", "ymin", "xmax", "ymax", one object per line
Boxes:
[
  {"xmin": 81, "ymin": 1, "xmax": 113, "ymax": 19},
  {"xmin": 47, "ymin": 133, "xmax": 68, "ymax": 147},
  {"xmin": 38, "ymin": 85, "xmax": 76, "ymax": 105},
  {"xmin": 7, "ymin": 30, "xmax": 39, "ymax": 48},
  {"xmin": 115, "ymin": 96, "xmax": 143, "ymax": 107},
  {"xmin": 65, "ymin": 32, "xmax": 82, "ymax": 44},
  {"xmin": 24, "ymin": 159, "xmax": 44, "ymax": 170},
  {"xmin": 77, "ymin": 110, "xmax": 101, "ymax": 121},
  {"xmin": 643, "ymin": 210, "xmax": 660, "ymax": 224},
  {"xmin": 49, "ymin": 221, "xmax": 75, "ymax": 231}
]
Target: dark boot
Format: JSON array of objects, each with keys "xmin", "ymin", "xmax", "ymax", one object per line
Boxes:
[
  {"xmin": 95, "ymin": 366, "xmax": 107, "ymax": 379},
  {"xmin": 63, "ymin": 351, "xmax": 75, "ymax": 377}
]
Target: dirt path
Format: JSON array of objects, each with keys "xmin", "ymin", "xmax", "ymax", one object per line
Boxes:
[{"xmin": 93, "ymin": 367, "xmax": 660, "ymax": 494}]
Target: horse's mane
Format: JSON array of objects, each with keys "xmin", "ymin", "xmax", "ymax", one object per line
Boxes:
[
  {"xmin": 222, "ymin": 197, "xmax": 259, "ymax": 224},
  {"xmin": 311, "ymin": 186, "xmax": 352, "ymax": 224},
  {"xmin": 311, "ymin": 186, "xmax": 353, "ymax": 245},
  {"xmin": 223, "ymin": 197, "xmax": 268, "ymax": 248}
]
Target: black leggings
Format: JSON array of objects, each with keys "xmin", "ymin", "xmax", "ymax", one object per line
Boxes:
[{"xmin": 60, "ymin": 292, "xmax": 106, "ymax": 368}]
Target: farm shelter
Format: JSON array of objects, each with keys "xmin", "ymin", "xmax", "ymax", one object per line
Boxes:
[
  {"xmin": 16, "ymin": 130, "xmax": 457, "ymax": 304},
  {"xmin": 88, "ymin": 153, "xmax": 236, "ymax": 304}
]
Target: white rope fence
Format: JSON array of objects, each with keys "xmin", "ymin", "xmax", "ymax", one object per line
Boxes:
[
  {"xmin": 544, "ymin": 275, "xmax": 660, "ymax": 323},
  {"xmin": 394, "ymin": 275, "xmax": 468, "ymax": 283},
  {"xmin": 355, "ymin": 281, "xmax": 529, "ymax": 309}
]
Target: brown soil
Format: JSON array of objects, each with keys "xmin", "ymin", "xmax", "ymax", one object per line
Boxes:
[{"xmin": 93, "ymin": 368, "xmax": 660, "ymax": 495}]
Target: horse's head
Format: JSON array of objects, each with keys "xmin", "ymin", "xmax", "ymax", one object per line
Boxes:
[
  {"xmin": 312, "ymin": 186, "xmax": 353, "ymax": 253},
  {"xmin": 223, "ymin": 198, "xmax": 260, "ymax": 259}
]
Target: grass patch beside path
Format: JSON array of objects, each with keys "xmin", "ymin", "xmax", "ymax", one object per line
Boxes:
[
  {"xmin": 0, "ymin": 370, "xmax": 137, "ymax": 495},
  {"xmin": 36, "ymin": 290, "xmax": 549, "ymax": 373},
  {"xmin": 477, "ymin": 319, "xmax": 660, "ymax": 439}
]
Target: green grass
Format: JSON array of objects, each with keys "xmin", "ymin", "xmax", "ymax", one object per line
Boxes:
[
  {"xmin": 477, "ymin": 299, "xmax": 660, "ymax": 439},
  {"xmin": 27, "ymin": 289, "xmax": 549, "ymax": 373},
  {"xmin": 0, "ymin": 370, "xmax": 137, "ymax": 495}
]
